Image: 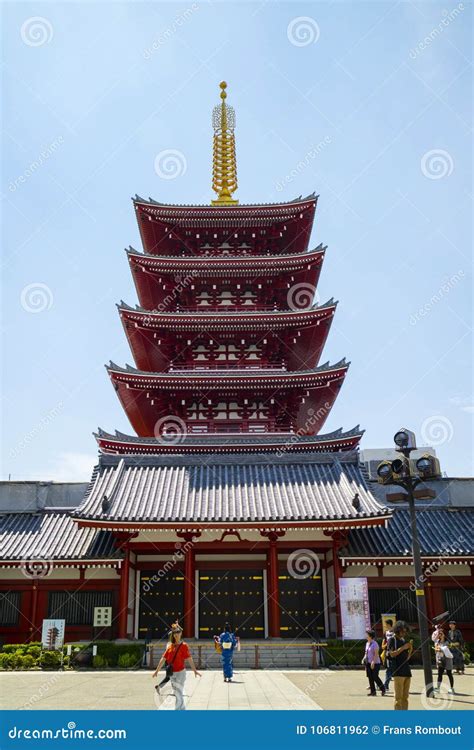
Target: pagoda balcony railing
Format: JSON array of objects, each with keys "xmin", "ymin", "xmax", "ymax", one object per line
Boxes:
[
  {"xmin": 168, "ymin": 363, "xmax": 287, "ymax": 372},
  {"xmin": 173, "ymin": 304, "xmax": 287, "ymax": 313},
  {"xmin": 185, "ymin": 422, "xmax": 289, "ymax": 434}
]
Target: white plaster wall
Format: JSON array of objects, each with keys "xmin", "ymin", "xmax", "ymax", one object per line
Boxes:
[
  {"xmin": 84, "ymin": 568, "xmax": 120, "ymax": 580},
  {"xmin": 382, "ymin": 565, "xmax": 415, "ymax": 577},
  {"xmin": 343, "ymin": 566, "xmax": 379, "ymax": 578}
]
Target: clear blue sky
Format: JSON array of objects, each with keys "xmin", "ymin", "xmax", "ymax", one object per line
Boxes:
[{"xmin": 2, "ymin": 1, "xmax": 472, "ymax": 480}]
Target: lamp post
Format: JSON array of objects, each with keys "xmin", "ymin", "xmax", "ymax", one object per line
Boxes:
[{"xmin": 377, "ymin": 429, "xmax": 438, "ymax": 698}]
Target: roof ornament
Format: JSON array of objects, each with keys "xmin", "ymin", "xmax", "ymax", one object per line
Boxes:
[{"xmin": 211, "ymin": 81, "xmax": 239, "ymax": 206}]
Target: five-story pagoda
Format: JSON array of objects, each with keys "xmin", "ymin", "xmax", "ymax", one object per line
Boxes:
[
  {"xmin": 98, "ymin": 82, "xmax": 362, "ymax": 455},
  {"xmin": 74, "ymin": 83, "xmax": 388, "ymax": 643}
]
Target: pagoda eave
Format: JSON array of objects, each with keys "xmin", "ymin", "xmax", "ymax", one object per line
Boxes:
[
  {"xmin": 107, "ymin": 361, "xmax": 348, "ymax": 389},
  {"xmin": 127, "ymin": 244, "xmax": 326, "ymax": 274},
  {"xmin": 95, "ymin": 428, "xmax": 364, "ymax": 455},
  {"xmin": 118, "ymin": 302, "xmax": 337, "ymax": 331}
]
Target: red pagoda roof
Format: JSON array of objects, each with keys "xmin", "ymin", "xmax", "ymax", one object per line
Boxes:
[
  {"xmin": 126, "ymin": 243, "xmax": 326, "ymax": 274},
  {"xmin": 94, "ymin": 427, "xmax": 364, "ymax": 455},
  {"xmin": 107, "ymin": 358, "xmax": 348, "ymax": 388},
  {"xmin": 118, "ymin": 299, "xmax": 336, "ymax": 331},
  {"xmin": 134, "ymin": 193, "xmax": 317, "ymax": 222},
  {"xmin": 134, "ymin": 195, "xmax": 317, "ymax": 256}
]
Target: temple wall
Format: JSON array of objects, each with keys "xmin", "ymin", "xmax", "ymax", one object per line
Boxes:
[
  {"xmin": 342, "ymin": 566, "xmax": 378, "ymax": 578},
  {"xmin": 84, "ymin": 568, "xmax": 120, "ymax": 580}
]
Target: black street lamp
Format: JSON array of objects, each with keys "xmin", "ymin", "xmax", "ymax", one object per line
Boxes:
[{"xmin": 377, "ymin": 428, "xmax": 440, "ymax": 698}]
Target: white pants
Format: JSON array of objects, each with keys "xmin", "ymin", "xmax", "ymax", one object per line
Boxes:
[{"xmin": 170, "ymin": 669, "xmax": 187, "ymax": 710}]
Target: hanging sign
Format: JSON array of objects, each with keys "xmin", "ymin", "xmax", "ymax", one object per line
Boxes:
[
  {"xmin": 41, "ymin": 619, "xmax": 65, "ymax": 651},
  {"xmin": 338, "ymin": 578, "xmax": 371, "ymax": 639}
]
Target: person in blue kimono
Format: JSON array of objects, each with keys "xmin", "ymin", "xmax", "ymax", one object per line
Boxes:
[{"xmin": 219, "ymin": 623, "xmax": 238, "ymax": 682}]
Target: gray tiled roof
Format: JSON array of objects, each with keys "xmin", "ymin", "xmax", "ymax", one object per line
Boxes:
[
  {"xmin": 73, "ymin": 452, "xmax": 389, "ymax": 525},
  {"xmin": 343, "ymin": 508, "xmax": 474, "ymax": 558},
  {"xmin": 0, "ymin": 511, "xmax": 120, "ymax": 561}
]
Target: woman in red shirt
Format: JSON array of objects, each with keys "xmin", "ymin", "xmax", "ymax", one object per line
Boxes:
[{"xmin": 152, "ymin": 623, "xmax": 201, "ymax": 710}]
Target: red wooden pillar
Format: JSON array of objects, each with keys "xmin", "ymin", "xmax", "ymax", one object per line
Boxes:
[
  {"xmin": 177, "ymin": 531, "xmax": 201, "ymax": 638},
  {"xmin": 183, "ymin": 542, "xmax": 195, "ymax": 638},
  {"xmin": 323, "ymin": 530, "xmax": 348, "ymax": 637},
  {"xmin": 260, "ymin": 531, "xmax": 284, "ymax": 637},
  {"xmin": 425, "ymin": 579, "xmax": 434, "ymax": 624},
  {"xmin": 268, "ymin": 537, "xmax": 280, "ymax": 637},
  {"xmin": 331, "ymin": 534, "xmax": 346, "ymax": 637},
  {"xmin": 28, "ymin": 581, "xmax": 39, "ymax": 642},
  {"xmin": 118, "ymin": 548, "xmax": 130, "ymax": 639}
]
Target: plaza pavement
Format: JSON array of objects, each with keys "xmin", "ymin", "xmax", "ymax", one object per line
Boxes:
[{"xmin": 0, "ymin": 668, "xmax": 472, "ymax": 711}]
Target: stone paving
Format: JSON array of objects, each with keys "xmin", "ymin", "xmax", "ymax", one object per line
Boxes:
[{"xmin": 0, "ymin": 668, "xmax": 472, "ymax": 711}]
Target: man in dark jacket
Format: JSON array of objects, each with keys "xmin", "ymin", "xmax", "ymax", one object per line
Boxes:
[{"xmin": 387, "ymin": 621, "xmax": 413, "ymax": 710}]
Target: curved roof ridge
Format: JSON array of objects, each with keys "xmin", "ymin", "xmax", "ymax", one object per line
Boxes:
[{"xmin": 133, "ymin": 193, "xmax": 318, "ymax": 208}]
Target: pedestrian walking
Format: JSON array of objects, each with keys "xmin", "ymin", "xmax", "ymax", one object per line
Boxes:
[
  {"xmin": 387, "ymin": 621, "xmax": 413, "ymax": 710},
  {"xmin": 447, "ymin": 621, "xmax": 465, "ymax": 675},
  {"xmin": 381, "ymin": 619, "xmax": 395, "ymax": 691},
  {"xmin": 363, "ymin": 629, "xmax": 386, "ymax": 696},
  {"xmin": 434, "ymin": 631, "xmax": 455, "ymax": 694},
  {"xmin": 152, "ymin": 623, "xmax": 201, "ymax": 710},
  {"xmin": 219, "ymin": 622, "xmax": 238, "ymax": 682}
]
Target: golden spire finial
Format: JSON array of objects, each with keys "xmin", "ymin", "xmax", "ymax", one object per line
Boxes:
[{"xmin": 211, "ymin": 81, "xmax": 238, "ymax": 206}]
